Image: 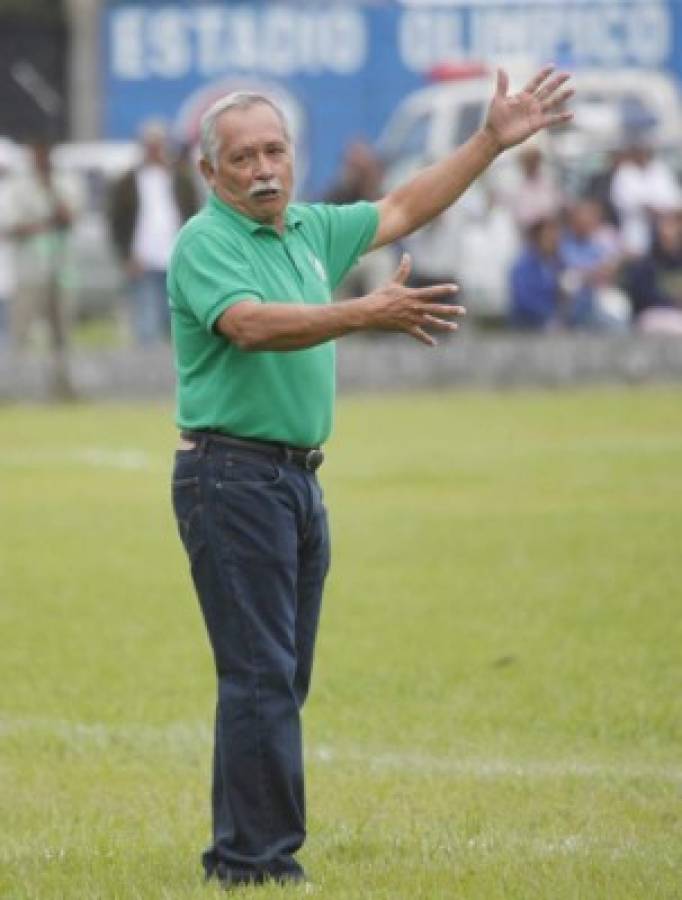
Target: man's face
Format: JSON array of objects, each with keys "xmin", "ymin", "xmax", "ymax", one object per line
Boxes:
[
  {"xmin": 143, "ymin": 135, "xmax": 167, "ymax": 166},
  {"xmin": 536, "ymin": 219, "xmax": 560, "ymax": 256},
  {"xmin": 202, "ymin": 102, "xmax": 293, "ymax": 230},
  {"xmin": 569, "ymin": 200, "xmax": 601, "ymax": 239}
]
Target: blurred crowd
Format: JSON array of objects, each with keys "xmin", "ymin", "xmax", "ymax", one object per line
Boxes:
[
  {"xmin": 506, "ymin": 140, "xmax": 682, "ymax": 334},
  {"xmin": 0, "ymin": 123, "xmax": 201, "ymax": 394},
  {"xmin": 1, "ymin": 122, "xmax": 681, "ymax": 387},
  {"xmin": 327, "ymin": 135, "xmax": 682, "ymax": 335}
]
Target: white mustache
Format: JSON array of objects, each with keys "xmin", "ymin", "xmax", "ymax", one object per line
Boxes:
[{"xmin": 249, "ymin": 179, "xmax": 283, "ymax": 197}]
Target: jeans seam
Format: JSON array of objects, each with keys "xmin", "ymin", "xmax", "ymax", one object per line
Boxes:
[
  {"xmin": 300, "ymin": 471, "xmax": 317, "ymax": 545},
  {"xmin": 227, "ymin": 559, "xmax": 277, "ymax": 847},
  {"xmin": 202, "ymin": 458, "xmax": 278, "ymax": 849}
]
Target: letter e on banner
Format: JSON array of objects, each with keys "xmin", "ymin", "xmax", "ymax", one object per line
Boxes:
[
  {"xmin": 148, "ymin": 10, "xmax": 192, "ymax": 78},
  {"xmin": 111, "ymin": 9, "xmax": 146, "ymax": 79}
]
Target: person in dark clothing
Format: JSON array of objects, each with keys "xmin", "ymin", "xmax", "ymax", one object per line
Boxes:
[
  {"xmin": 108, "ymin": 122, "xmax": 200, "ymax": 344},
  {"xmin": 509, "ymin": 216, "xmax": 564, "ymax": 329},
  {"xmin": 624, "ymin": 206, "xmax": 682, "ymax": 331}
]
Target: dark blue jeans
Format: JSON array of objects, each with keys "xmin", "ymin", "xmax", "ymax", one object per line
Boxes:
[
  {"xmin": 128, "ymin": 269, "xmax": 170, "ymax": 345},
  {"xmin": 172, "ymin": 437, "xmax": 330, "ymax": 884}
]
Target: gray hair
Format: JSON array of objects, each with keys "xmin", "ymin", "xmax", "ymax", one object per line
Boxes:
[{"xmin": 199, "ymin": 92, "xmax": 291, "ymax": 166}]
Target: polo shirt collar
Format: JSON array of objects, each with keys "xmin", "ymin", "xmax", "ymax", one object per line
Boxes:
[{"xmin": 208, "ymin": 192, "xmax": 302, "ymax": 234}]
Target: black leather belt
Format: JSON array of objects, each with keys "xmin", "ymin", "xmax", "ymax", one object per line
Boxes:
[{"xmin": 182, "ymin": 429, "xmax": 324, "ymax": 472}]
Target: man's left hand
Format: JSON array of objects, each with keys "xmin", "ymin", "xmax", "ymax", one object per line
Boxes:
[{"xmin": 484, "ymin": 66, "xmax": 574, "ymax": 153}]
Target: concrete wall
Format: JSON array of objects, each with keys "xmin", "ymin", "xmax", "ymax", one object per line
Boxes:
[{"xmin": 1, "ymin": 334, "xmax": 681, "ymax": 403}]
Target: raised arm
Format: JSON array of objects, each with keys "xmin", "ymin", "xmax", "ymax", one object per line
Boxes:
[{"xmin": 370, "ymin": 66, "xmax": 573, "ymax": 250}]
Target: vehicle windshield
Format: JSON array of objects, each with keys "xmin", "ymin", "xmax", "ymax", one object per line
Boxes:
[
  {"xmin": 380, "ymin": 109, "xmax": 432, "ymax": 163},
  {"xmin": 452, "ymin": 101, "xmax": 486, "ymax": 147}
]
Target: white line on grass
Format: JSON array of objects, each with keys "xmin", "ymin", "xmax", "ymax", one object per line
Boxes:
[
  {"xmin": 0, "ymin": 448, "xmax": 152, "ymax": 470},
  {"xmin": 1, "ymin": 716, "xmax": 681, "ymax": 784},
  {"xmin": 313, "ymin": 744, "xmax": 682, "ymax": 783}
]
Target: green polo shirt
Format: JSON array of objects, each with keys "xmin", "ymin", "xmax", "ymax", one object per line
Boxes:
[{"xmin": 167, "ymin": 193, "xmax": 378, "ymax": 447}]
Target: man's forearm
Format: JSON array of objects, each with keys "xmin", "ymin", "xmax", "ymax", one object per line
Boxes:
[
  {"xmin": 217, "ymin": 264, "xmax": 462, "ymax": 351},
  {"xmin": 373, "ymin": 128, "xmax": 501, "ymax": 247},
  {"xmin": 216, "ymin": 298, "xmax": 372, "ymax": 351}
]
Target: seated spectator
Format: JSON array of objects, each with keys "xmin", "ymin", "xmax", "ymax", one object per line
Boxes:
[
  {"xmin": 624, "ymin": 205, "xmax": 682, "ymax": 333},
  {"xmin": 559, "ymin": 198, "xmax": 629, "ymax": 329},
  {"xmin": 509, "ymin": 216, "xmax": 563, "ymax": 330}
]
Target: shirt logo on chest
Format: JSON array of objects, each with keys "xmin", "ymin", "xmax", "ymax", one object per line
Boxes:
[{"xmin": 307, "ymin": 251, "xmax": 328, "ymax": 284}]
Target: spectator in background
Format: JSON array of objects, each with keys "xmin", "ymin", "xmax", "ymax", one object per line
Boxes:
[
  {"xmin": 506, "ymin": 143, "xmax": 563, "ymax": 231},
  {"xmin": 559, "ymin": 197, "xmax": 629, "ymax": 329},
  {"xmin": 624, "ymin": 205, "xmax": 682, "ymax": 333},
  {"xmin": 323, "ymin": 140, "xmax": 383, "ymax": 206},
  {"xmin": 109, "ymin": 121, "xmax": 200, "ymax": 345},
  {"xmin": 509, "ymin": 215, "xmax": 563, "ymax": 330},
  {"xmin": 610, "ymin": 137, "xmax": 682, "ymax": 258},
  {"xmin": 454, "ymin": 184, "xmax": 520, "ymax": 317},
  {"xmin": 0, "ymin": 140, "xmax": 16, "ymax": 349},
  {"xmin": 322, "ymin": 140, "xmax": 396, "ymax": 298},
  {"xmin": 586, "ymin": 148, "xmax": 625, "ymax": 228},
  {"xmin": 9, "ymin": 141, "xmax": 83, "ymax": 398}
]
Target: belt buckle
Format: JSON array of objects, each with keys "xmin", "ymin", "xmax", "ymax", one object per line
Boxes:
[{"xmin": 304, "ymin": 448, "xmax": 324, "ymax": 471}]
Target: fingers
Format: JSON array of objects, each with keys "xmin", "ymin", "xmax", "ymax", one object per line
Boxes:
[
  {"xmin": 422, "ymin": 302, "xmax": 466, "ymax": 316},
  {"xmin": 536, "ymin": 72, "xmax": 571, "ymax": 102},
  {"xmin": 412, "ymin": 283, "xmax": 460, "ymax": 301},
  {"xmin": 408, "ymin": 325, "xmax": 436, "ymax": 347},
  {"xmin": 544, "ymin": 110, "xmax": 574, "ymax": 128},
  {"xmin": 522, "ymin": 65, "xmax": 555, "ymax": 95},
  {"xmin": 495, "ymin": 68, "xmax": 509, "ymax": 98},
  {"xmin": 542, "ymin": 87, "xmax": 575, "ymax": 114},
  {"xmin": 393, "ymin": 252, "xmax": 411, "ymax": 285},
  {"xmin": 422, "ymin": 314, "xmax": 459, "ymax": 332}
]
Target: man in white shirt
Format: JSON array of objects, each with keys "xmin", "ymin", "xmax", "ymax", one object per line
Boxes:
[
  {"xmin": 0, "ymin": 141, "xmax": 17, "ymax": 349},
  {"xmin": 109, "ymin": 122, "xmax": 199, "ymax": 345},
  {"xmin": 610, "ymin": 140, "xmax": 682, "ymax": 257},
  {"xmin": 8, "ymin": 141, "xmax": 83, "ymax": 396}
]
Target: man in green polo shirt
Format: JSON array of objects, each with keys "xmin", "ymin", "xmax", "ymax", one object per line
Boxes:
[{"xmin": 169, "ymin": 70, "xmax": 572, "ymax": 888}]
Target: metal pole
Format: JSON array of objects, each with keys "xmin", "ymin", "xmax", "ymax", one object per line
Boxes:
[{"xmin": 64, "ymin": 0, "xmax": 102, "ymax": 139}]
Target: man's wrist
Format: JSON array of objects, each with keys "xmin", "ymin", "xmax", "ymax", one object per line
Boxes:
[
  {"xmin": 475, "ymin": 126, "xmax": 504, "ymax": 160},
  {"xmin": 339, "ymin": 295, "xmax": 374, "ymax": 333}
]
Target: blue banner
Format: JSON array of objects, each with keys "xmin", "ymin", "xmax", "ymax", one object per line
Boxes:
[{"xmin": 102, "ymin": 0, "xmax": 682, "ymax": 197}]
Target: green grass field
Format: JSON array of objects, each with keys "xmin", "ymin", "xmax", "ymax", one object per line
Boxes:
[{"xmin": 1, "ymin": 387, "xmax": 681, "ymax": 899}]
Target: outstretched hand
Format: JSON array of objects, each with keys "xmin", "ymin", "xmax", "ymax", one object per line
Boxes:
[
  {"xmin": 484, "ymin": 66, "xmax": 574, "ymax": 152},
  {"xmin": 364, "ymin": 253, "xmax": 465, "ymax": 346}
]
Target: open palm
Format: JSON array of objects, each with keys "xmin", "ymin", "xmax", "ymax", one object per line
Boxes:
[{"xmin": 485, "ymin": 67, "xmax": 574, "ymax": 151}]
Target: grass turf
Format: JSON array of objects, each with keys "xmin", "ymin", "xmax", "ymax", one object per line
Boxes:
[{"xmin": 0, "ymin": 387, "xmax": 681, "ymax": 898}]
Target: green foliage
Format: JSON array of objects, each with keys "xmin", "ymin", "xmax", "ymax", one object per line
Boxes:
[{"xmin": 1, "ymin": 388, "xmax": 681, "ymax": 898}]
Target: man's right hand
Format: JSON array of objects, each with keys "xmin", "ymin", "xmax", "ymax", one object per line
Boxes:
[
  {"xmin": 216, "ymin": 253, "xmax": 464, "ymax": 352},
  {"xmin": 361, "ymin": 253, "xmax": 465, "ymax": 346}
]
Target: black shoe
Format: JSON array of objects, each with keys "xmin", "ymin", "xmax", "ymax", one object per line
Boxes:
[{"xmin": 210, "ymin": 863, "xmax": 307, "ymax": 890}]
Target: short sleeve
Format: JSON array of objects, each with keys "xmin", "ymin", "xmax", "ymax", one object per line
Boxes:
[
  {"xmin": 307, "ymin": 202, "xmax": 379, "ymax": 291},
  {"xmin": 172, "ymin": 230, "xmax": 264, "ymax": 332}
]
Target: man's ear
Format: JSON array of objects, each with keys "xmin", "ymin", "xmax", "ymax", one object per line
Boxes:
[{"xmin": 199, "ymin": 157, "xmax": 215, "ymax": 188}]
